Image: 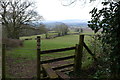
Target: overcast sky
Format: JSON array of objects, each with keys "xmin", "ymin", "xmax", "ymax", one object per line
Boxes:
[{"xmin": 34, "ymin": 0, "xmax": 105, "ymax": 21}]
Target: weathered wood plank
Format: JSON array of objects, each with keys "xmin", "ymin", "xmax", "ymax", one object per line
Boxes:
[
  {"xmin": 56, "ymin": 71, "xmax": 70, "ymax": 80},
  {"xmin": 41, "ymin": 47, "xmax": 75, "ymax": 54},
  {"xmin": 59, "ymin": 67, "xmax": 73, "ymax": 73},
  {"xmin": 41, "ymin": 55, "xmax": 75, "ymax": 64},
  {"xmin": 42, "ymin": 64, "xmax": 59, "ymax": 79},
  {"xmin": 53, "ymin": 63, "xmax": 74, "ymax": 70}
]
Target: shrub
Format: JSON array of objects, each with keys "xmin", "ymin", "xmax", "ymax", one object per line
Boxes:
[{"xmin": 2, "ymin": 38, "xmax": 24, "ymax": 49}]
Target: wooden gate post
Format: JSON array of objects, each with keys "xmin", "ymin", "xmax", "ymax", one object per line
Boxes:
[
  {"xmin": 37, "ymin": 36, "xmax": 41, "ymax": 79},
  {"xmin": 2, "ymin": 44, "xmax": 6, "ymax": 79},
  {"xmin": 74, "ymin": 34, "xmax": 84, "ymax": 74}
]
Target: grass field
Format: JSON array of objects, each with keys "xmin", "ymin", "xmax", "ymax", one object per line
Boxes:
[
  {"xmin": 6, "ymin": 33, "xmax": 94, "ymax": 78},
  {"xmin": 7, "ymin": 34, "xmax": 93, "ymax": 65}
]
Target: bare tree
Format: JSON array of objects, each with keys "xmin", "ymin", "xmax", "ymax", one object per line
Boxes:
[
  {"xmin": 0, "ymin": 0, "xmax": 43, "ymax": 39},
  {"xmin": 60, "ymin": 0, "xmax": 98, "ymax": 6},
  {"xmin": 60, "ymin": 0, "xmax": 116, "ymax": 6}
]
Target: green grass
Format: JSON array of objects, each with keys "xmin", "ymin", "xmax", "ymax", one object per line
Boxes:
[{"xmin": 7, "ymin": 35, "xmax": 79, "ymax": 59}]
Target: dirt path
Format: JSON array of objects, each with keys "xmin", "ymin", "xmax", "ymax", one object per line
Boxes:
[{"xmin": 6, "ymin": 56, "xmax": 37, "ymax": 78}]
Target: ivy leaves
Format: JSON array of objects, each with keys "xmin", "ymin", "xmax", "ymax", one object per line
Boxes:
[
  {"xmin": 88, "ymin": 1, "xmax": 120, "ymax": 78},
  {"xmin": 88, "ymin": 2, "xmax": 117, "ymax": 34}
]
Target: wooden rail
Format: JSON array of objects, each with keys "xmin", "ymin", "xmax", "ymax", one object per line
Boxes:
[
  {"xmin": 41, "ymin": 47, "xmax": 75, "ymax": 54},
  {"xmin": 83, "ymin": 42, "xmax": 98, "ymax": 61},
  {"xmin": 59, "ymin": 67, "xmax": 73, "ymax": 73},
  {"xmin": 41, "ymin": 55, "xmax": 75, "ymax": 64}
]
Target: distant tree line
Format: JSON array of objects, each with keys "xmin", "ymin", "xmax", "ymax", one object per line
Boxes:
[{"xmin": 20, "ymin": 23, "xmax": 48, "ymax": 37}]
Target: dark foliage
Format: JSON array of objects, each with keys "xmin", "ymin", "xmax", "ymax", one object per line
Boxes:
[
  {"xmin": 2, "ymin": 38, "xmax": 24, "ymax": 49},
  {"xmin": 88, "ymin": 1, "xmax": 120, "ymax": 79}
]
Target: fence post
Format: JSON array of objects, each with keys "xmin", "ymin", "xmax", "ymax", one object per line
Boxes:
[
  {"xmin": 37, "ymin": 36, "xmax": 41, "ymax": 79},
  {"xmin": 74, "ymin": 34, "xmax": 84, "ymax": 74},
  {"xmin": 2, "ymin": 44, "xmax": 6, "ymax": 79}
]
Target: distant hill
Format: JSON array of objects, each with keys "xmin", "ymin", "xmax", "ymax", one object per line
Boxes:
[
  {"xmin": 28, "ymin": 19, "xmax": 88, "ymax": 28},
  {"xmin": 64, "ymin": 22, "xmax": 87, "ymax": 27}
]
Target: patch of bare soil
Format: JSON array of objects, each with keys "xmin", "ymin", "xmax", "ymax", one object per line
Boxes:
[{"xmin": 6, "ymin": 56, "xmax": 37, "ymax": 78}]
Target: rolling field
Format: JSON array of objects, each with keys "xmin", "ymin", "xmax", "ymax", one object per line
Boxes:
[{"xmin": 7, "ymin": 34, "xmax": 92, "ymax": 59}]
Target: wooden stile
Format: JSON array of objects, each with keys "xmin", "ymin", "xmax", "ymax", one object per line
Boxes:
[{"xmin": 38, "ymin": 34, "xmax": 98, "ymax": 79}]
